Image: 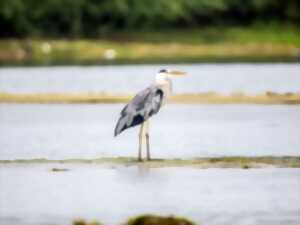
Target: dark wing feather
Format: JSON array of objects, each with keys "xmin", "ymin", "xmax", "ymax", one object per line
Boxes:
[{"xmin": 114, "ymin": 85, "xmax": 163, "ymax": 136}]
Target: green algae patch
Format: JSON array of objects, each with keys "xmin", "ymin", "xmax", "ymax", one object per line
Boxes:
[
  {"xmin": 73, "ymin": 219, "xmax": 101, "ymax": 225},
  {"xmin": 71, "ymin": 215, "xmax": 194, "ymax": 225},
  {"xmin": 126, "ymin": 215, "xmax": 195, "ymax": 225},
  {"xmin": 1, "ymin": 156, "xmax": 300, "ymax": 168}
]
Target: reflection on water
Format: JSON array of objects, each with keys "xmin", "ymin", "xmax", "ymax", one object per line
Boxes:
[
  {"xmin": 0, "ymin": 64, "xmax": 300, "ymax": 95},
  {"xmin": 0, "ymin": 103, "xmax": 299, "ymax": 160},
  {"xmin": 0, "ymin": 164, "xmax": 300, "ymax": 225}
]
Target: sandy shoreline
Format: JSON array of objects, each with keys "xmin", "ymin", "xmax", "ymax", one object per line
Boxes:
[{"xmin": 1, "ymin": 92, "xmax": 300, "ymax": 104}]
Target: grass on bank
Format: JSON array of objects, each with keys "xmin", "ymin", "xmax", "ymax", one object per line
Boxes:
[{"xmin": 0, "ymin": 26, "xmax": 300, "ymax": 65}]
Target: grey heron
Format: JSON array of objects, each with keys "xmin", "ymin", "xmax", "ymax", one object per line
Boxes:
[{"xmin": 114, "ymin": 69, "xmax": 186, "ymax": 161}]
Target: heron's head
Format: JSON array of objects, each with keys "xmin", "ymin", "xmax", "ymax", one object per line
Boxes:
[{"xmin": 156, "ymin": 69, "xmax": 186, "ymax": 82}]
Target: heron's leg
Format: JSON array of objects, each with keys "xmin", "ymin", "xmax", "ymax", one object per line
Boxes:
[
  {"xmin": 145, "ymin": 120, "xmax": 151, "ymax": 161},
  {"xmin": 138, "ymin": 123, "xmax": 144, "ymax": 162}
]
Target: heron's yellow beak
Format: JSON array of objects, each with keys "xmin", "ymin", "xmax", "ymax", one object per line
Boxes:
[{"xmin": 167, "ymin": 70, "xmax": 187, "ymax": 76}]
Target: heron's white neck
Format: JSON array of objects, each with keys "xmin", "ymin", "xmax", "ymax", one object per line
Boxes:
[{"xmin": 155, "ymin": 73, "xmax": 172, "ymax": 97}]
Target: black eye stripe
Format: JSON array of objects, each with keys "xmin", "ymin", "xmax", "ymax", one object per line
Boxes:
[{"xmin": 159, "ymin": 69, "xmax": 167, "ymax": 73}]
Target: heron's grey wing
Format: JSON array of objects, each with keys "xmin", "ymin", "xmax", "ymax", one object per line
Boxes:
[{"xmin": 114, "ymin": 85, "xmax": 163, "ymax": 136}]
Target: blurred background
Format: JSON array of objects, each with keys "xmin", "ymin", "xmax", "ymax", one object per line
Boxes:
[{"xmin": 0, "ymin": 0, "xmax": 300, "ymax": 64}]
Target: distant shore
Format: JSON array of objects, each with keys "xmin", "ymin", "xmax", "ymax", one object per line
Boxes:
[
  {"xmin": 1, "ymin": 26, "xmax": 300, "ymax": 65},
  {"xmin": 1, "ymin": 92, "xmax": 300, "ymax": 104}
]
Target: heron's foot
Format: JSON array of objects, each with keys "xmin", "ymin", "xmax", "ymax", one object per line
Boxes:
[
  {"xmin": 146, "ymin": 151, "xmax": 151, "ymax": 161},
  {"xmin": 137, "ymin": 157, "xmax": 143, "ymax": 162}
]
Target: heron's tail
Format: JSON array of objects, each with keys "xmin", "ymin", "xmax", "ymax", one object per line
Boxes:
[
  {"xmin": 114, "ymin": 114, "xmax": 145, "ymax": 137},
  {"xmin": 114, "ymin": 116, "xmax": 127, "ymax": 137}
]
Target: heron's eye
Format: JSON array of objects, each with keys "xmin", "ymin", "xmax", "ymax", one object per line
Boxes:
[{"xmin": 159, "ymin": 69, "xmax": 167, "ymax": 73}]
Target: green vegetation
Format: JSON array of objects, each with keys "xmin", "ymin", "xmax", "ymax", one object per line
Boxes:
[
  {"xmin": 1, "ymin": 0, "xmax": 299, "ymax": 37},
  {"xmin": 1, "ymin": 1, "xmax": 299, "ymax": 64},
  {"xmin": 2, "ymin": 156, "xmax": 300, "ymax": 168}
]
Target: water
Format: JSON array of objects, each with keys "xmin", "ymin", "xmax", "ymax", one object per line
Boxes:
[
  {"xmin": 1, "ymin": 103, "xmax": 299, "ymax": 160},
  {"xmin": 0, "ymin": 164, "xmax": 300, "ymax": 225},
  {"xmin": 0, "ymin": 64, "xmax": 300, "ymax": 95},
  {"xmin": 1, "ymin": 63, "xmax": 300, "ymax": 225}
]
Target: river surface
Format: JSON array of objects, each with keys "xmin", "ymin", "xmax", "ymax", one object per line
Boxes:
[
  {"xmin": 0, "ymin": 164, "xmax": 300, "ymax": 225},
  {"xmin": 1, "ymin": 63, "xmax": 300, "ymax": 225},
  {"xmin": 0, "ymin": 64, "xmax": 300, "ymax": 95},
  {"xmin": 0, "ymin": 104, "xmax": 299, "ymax": 160}
]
